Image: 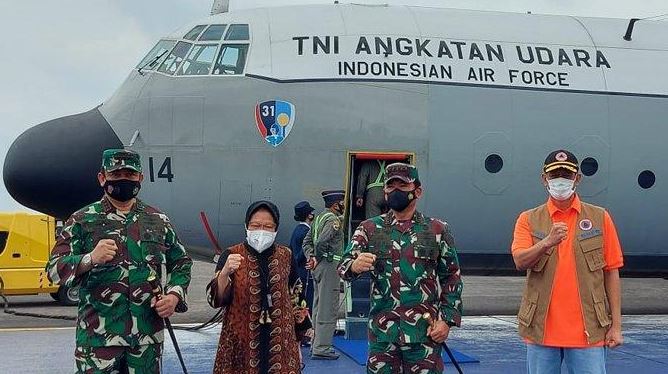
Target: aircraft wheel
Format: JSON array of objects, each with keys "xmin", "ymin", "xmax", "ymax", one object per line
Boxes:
[{"xmin": 57, "ymin": 286, "xmax": 79, "ymax": 306}]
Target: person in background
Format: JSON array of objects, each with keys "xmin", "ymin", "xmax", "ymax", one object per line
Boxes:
[{"xmin": 290, "ymin": 200, "xmax": 316, "ymax": 346}]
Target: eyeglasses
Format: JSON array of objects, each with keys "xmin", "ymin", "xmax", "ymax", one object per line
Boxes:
[{"xmin": 247, "ymin": 222, "xmax": 277, "ymax": 231}]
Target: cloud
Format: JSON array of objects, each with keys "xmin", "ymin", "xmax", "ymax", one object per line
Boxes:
[{"xmin": 0, "ymin": 1, "xmax": 209, "ymax": 211}]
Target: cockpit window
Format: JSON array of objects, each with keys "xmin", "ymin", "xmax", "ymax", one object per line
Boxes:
[
  {"xmin": 212, "ymin": 44, "xmax": 249, "ymax": 75},
  {"xmin": 157, "ymin": 41, "xmax": 192, "ymax": 75},
  {"xmin": 147, "ymin": 24, "xmax": 250, "ymax": 77},
  {"xmin": 177, "ymin": 44, "xmax": 218, "ymax": 76},
  {"xmin": 199, "ymin": 24, "xmax": 227, "ymax": 41},
  {"xmin": 136, "ymin": 40, "xmax": 176, "ymax": 71},
  {"xmin": 184, "ymin": 25, "xmax": 207, "ymax": 41},
  {"xmin": 225, "ymin": 24, "xmax": 249, "ymax": 41}
]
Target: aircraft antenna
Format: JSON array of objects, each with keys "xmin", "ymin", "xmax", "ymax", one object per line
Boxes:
[
  {"xmin": 623, "ymin": 18, "xmax": 641, "ymax": 41},
  {"xmin": 624, "ymin": 13, "xmax": 668, "ymax": 41},
  {"xmin": 211, "ymin": 0, "xmax": 229, "ymax": 15}
]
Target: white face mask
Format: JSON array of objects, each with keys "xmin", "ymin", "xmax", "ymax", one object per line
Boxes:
[
  {"xmin": 246, "ymin": 229, "xmax": 277, "ymax": 253},
  {"xmin": 547, "ymin": 177, "xmax": 576, "ymax": 201}
]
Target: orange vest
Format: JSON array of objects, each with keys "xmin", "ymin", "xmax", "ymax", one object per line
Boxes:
[{"xmin": 518, "ymin": 202, "xmax": 612, "ymax": 345}]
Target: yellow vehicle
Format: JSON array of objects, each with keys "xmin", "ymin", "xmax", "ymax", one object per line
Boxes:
[{"xmin": 0, "ymin": 212, "xmax": 78, "ymax": 305}]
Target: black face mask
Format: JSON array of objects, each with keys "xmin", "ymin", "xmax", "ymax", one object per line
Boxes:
[
  {"xmin": 333, "ymin": 202, "xmax": 344, "ymax": 214},
  {"xmin": 386, "ymin": 189, "xmax": 416, "ymax": 212},
  {"xmin": 103, "ymin": 179, "xmax": 141, "ymax": 202}
]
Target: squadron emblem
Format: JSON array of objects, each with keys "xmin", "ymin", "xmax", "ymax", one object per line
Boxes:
[{"xmin": 255, "ymin": 100, "xmax": 296, "ymax": 147}]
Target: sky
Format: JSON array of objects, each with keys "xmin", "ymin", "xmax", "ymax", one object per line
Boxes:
[{"xmin": 0, "ymin": 0, "xmax": 666, "ymax": 211}]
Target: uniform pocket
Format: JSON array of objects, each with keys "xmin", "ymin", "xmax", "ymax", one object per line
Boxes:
[
  {"xmin": 414, "ymin": 243, "xmax": 439, "ymax": 272},
  {"xmin": 368, "ymin": 233, "xmax": 390, "ymax": 254},
  {"xmin": 531, "ymin": 247, "xmax": 554, "ymax": 272},
  {"xmin": 592, "ymin": 291, "xmax": 612, "ymax": 327},
  {"xmin": 581, "ymin": 238, "xmax": 605, "ymax": 271},
  {"xmin": 518, "ymin": 292, "xmax": 539, "ymax": 327},
  {"xmin": 140, "ymin": 230, "xmax": 167, "ymax": 267}
]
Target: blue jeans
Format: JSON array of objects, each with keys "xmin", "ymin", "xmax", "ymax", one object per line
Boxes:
[{"xmin": 527, "ymin": 344, "xmax": 607, "ymax": 374}]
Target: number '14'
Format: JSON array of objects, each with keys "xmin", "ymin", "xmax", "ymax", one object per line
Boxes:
[{"xmin": 148, "ymin": 157, "xmax": 174, "ymax": 182}]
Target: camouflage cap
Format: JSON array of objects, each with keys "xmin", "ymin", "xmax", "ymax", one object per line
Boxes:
[
  {"xmin": 385, "ymin": 163, "xmax": 419, "ymax": 185},
  {"xmin": 102, "ymin": 149, "xmax": 142, "ymax": 173}
]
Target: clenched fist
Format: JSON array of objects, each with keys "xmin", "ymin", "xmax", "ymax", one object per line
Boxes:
[
  {"xmin": 222, "ymin": 254, "xmax": 243, "ymax": 276},
  {"xmin": 151, "ymin": 294, "xmax": 179, "ymax": 318},
  {"xmin": 91, "ymin": 239, "xmax": 118, "ymax": 265},
  {"xmin": 427, "ymin": 320, "xmax": 450, "ymax": 343},
  {"xmin": 543, "ymin": 222, "xmax": 568, "ymax": 248},
  {"xmin": 351, "ymin": 253, "xmax": 377, "ymax": 274}
]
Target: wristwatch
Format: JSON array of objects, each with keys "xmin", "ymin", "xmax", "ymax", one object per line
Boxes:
[{"xmin": 82, "ymin": 253, "xmax": 93, "ymax": 267}]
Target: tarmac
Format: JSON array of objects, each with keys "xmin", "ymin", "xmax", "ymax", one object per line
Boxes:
[{"xmin": 0, "ymin": 260, "xmax": 667, "ymax": 373}]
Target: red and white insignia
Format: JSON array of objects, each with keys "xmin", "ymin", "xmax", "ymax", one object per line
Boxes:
[
  {"xmin": 579, "ymin": 219, "xmax": 592, "ymax": 231},
  {"xmin": 556, "ymin": 152, "xmax": 568, "ymax": 161}
]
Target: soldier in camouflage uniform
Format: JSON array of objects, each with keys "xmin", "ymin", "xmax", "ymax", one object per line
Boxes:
[
  {"xmin": 303, "ymin": 189, "xmax": 346, "ymax": 360},
  {"xmin": 46, "ymin": 149, "xmax": 193, "ymax": 374},
  {"xmin": 339, "ymin": 163, "xmax": 463, "ymax": 374}
]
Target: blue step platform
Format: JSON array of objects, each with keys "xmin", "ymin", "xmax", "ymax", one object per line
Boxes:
[{"xmin": 333, "ymin": 336, "xmax": 480, "ymax": 366}]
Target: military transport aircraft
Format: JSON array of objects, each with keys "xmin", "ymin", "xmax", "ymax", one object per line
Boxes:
[{"xmin": 4, "ymin": 0, "xmax": 668, "ymax": 274}]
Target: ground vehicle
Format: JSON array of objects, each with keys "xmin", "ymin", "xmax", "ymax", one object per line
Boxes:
[{"xmin": 0, "ymin": 212, "xmax": 77, "ymax": 306}]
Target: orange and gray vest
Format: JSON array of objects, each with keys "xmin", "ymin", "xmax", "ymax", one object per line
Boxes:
[{"xmin": 517, "ymin": 202, "xmax": 612, "ymax": 345}]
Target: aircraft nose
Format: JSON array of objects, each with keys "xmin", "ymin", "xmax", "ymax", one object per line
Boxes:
[{"xmin": 3, "ymin": 107, "xmax": 123, "ymax": 218}]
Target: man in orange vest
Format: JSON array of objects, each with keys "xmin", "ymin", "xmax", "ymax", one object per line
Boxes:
[{"xmin": 511, "ymin": 149, "xmax": 624, "ymax": 373}]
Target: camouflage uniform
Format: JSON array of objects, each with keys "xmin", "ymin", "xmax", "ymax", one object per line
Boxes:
[
  {"xmin": 303, "ymin": 190, "xmax": 345, "ymax": 358},
  {"xmin": 46, "ymin": 149, "xmax": 192, "ymax": 374},
  {"xmin": 339, "ymin": 164, "xmax": 463, "ymax": 374},
  {"xmin": 74, "ymin": 344, "xmax": 162, "ymax": 373}
]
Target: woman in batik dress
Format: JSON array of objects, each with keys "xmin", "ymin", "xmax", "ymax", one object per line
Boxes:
[{"xmin": 207, "ymin": 201, "xmax": 311, "ymax": 374}]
